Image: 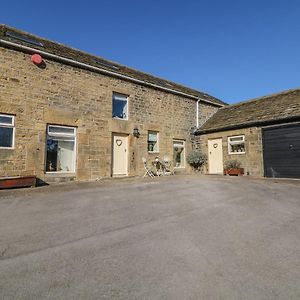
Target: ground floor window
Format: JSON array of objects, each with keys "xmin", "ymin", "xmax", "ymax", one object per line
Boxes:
[
  {"xmin": 173, "ymin": 140, "xmax": 185, "ymax": 168},
  {"xmin": 148, "ymin": 131, "xmax": 159, "ymax": 153},
  {"xmin": 228, "ymin": 135, "xmax": 245, "ymax": 154},
  {"xmin": 0, "ymin": 114, "xmax": 15, "ymax": 149},
  {"xmin": 46, "ymin": 125, "xmax": 76, "ymax": 172}
]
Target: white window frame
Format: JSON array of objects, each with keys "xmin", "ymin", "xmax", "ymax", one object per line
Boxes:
[
  {"xmin": 148, "ymin": 131, "xmax": 159, "ymax": 153},
  {"xmin": 228, "ymin": 135, "xmax": 245, "ymax": 154},
  {"xmin": 173, "ymin": 139, "xmax": 185, "ymax": 168},
  {"xmin": 48, "ymin": 125, "xmax": 76, "ymax": 137},
  {"xmin": 112, "ymin": 92, "xmax": 129, "ymax": 120},
  {"xmin": 46, "ymin": 124, "xmax": 77, "ymax": 173},
  {"xmin": 0, "ymin": 114, "xmax": 15, "ymax": 149}
]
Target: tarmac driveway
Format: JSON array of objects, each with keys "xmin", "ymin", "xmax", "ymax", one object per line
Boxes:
[{"xmin": 0, "ymin": 175, "xmax": 299, "ymax": 299}]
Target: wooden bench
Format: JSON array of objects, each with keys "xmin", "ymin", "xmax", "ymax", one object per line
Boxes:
[{"xmin": 0, "ymin": 176, "xmax": 37, "ymax": 189}]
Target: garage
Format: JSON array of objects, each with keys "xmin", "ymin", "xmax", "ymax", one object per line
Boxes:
[{"xmin": 262, "ymin": 123, "xmax": 300, "ymax": 178}]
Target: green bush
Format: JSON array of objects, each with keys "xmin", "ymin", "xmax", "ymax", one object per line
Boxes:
[
  {"xmin": 224, "ymin": 159, "xmax": 241, "ymax": 169},
  {"xmin": 187, "ymin": 150, "xmax": 207, "ymax": 171}
]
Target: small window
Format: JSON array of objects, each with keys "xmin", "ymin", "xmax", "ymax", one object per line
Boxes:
[
  {"xmin": 112, "ymin": 93, "xmax": 128, "ymax": 120},
  {"xmin": 5, "ymin": 31, "xmax": 44, "ymax": 47},
  {"xmin": 93, "ymin": 59, "xmax": 120, "ymax": 70},
  {"xmin": 173, "ymin": 140, "xmax": 185, "ymax": 168},
  {"xmin": 148, "ymin": 131, "xmax": 159, "ymax": 153},
  {"xmin": 228, "ymin": 135, "xmax": 245, "ymax": 154},
  {"xmin": 46, "ymin": 125, "xmax": 76, "ymax": 173},
  {"xmin": 0, "ymin": 114, "xmax": 15, "ymax": 149}
]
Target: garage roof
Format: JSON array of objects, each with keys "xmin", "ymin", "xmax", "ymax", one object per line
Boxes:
[
  {"xmin": 0, "ymin": 25, "xmax": 226, "ymax": 107},
  {"xmin": 196, "ymin": 88, "xmax": 300, "ymax": 134}
]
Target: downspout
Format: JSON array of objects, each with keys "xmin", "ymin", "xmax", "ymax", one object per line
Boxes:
[
  {"xmin": 0, "ymin": 39, "xmax": 224, "ymax": 108},
  {"xmin": 196, "ymin": 99, "xmax": 200, "ymax": 128}
]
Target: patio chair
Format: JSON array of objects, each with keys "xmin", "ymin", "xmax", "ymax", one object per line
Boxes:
[
  {"xmin": 142, "ymin": 157, "xmax": 155, "ymax": 178},
  {"xmin": 152, "ymin": 157, "xmax": 164, "ymax": 176},
  {"xmin": 162, "ymin": 156, "xmax": 174, "ymax": 175}
]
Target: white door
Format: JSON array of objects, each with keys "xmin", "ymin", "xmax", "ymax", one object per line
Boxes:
[
  {"xmin": 208, "ymin": 138, "xmax": 223, "ymax": 174},
  {"xmin": 112, "ymin": 134, "xmax": 128, "ymax": 176}
]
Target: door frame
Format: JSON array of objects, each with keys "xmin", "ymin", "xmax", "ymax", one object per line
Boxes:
[{"xmin": 112, "ymin": 133, "xmax": 129, "ymax": 177}]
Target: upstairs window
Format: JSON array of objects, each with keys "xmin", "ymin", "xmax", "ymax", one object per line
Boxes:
[
  {"xmin": 148, "ymin": 131, "xmax": 159, "ymax": 153},
  {"xmin": 46, "ymin": 125, "xmax": 76, "ymax": 173},
  {"xmin": 112, "ymin": 93, "xmax": 128, "ymax": 120},
  {"xmin": 228, "ymin": 135, "xmax": 245, "ymax": 154},
  {"xmin": 0, "ymin": 114, "xmax": 15, "ymax": 149}
]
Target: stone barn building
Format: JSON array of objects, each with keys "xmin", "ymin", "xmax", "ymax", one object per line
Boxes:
[
  {"xmin": 0, "ymin": 25, "xmax": 225, "ymax": 183},
  {"xmin": 1, "ymin": 25, "xmax": 299, "ymax": 184}
]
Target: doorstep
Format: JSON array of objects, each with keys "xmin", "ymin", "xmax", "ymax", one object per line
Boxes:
[{"xmin": 44, "ymin": 173, "xmax": 76, "ymax": 184}]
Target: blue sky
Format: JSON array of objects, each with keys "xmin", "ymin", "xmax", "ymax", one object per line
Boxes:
[{"xmin": 1, "ymin": 0, "xmax": 299, "ymax": 103}]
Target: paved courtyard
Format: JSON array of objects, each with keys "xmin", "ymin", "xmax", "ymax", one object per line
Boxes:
[{"xmin": 0, "ymin": 175, "xmax": 299, "ymax": 299}]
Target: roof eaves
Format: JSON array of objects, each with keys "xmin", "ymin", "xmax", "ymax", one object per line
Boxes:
[
  {"xmin": 195, "ymin": 115, "xmax": 300, "ymax": 135},
  {"xmin": 223, "ymin": 87, "xmax": 300, "ymax": 109},
  {"xmin": 0, "ymin": 24, "xmax": 226, "ymax": 107}
]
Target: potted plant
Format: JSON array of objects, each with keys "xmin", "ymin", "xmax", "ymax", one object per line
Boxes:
[
  {"xmin": 224, "ymin": 160, "xmax": 244, "ymax": 176},
  {"xmin": 187, "ymin": 150, "xmax": 207, "ymax": 172}
]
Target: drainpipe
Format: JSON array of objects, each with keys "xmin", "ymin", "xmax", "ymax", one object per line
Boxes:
[
  {"xmin": 196, "ymin": 99, "xmax": 200, "ymax": 128},
  {"xmin": 0, "ymin": 39, "xmax": 224, "ymax": 108}
]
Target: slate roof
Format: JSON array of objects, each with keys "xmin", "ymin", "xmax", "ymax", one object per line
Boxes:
[
  {"xmin": 196, "ymin": 88, "xmax": 300, "ymax": 134},
  {"xmin": 0, "ymin": 25, "xmax": 225, "ymax": 107}
]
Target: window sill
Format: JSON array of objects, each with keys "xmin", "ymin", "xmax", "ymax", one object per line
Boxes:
[
  {"xmin": 228, "ymin": 152, "xmax": 246, "ymax": 155},
  {"xmin": 148, "ymin": 151, "xmax": 160, "ymax": 154},
  {"xmin": 45, "ymin": 172, "xmax": 76, "ymax": 177},
  {"xmin": 0, "ymin": 147, "xmax": 14, "ymax": 149},
  {"xmin": 112, "ymin": 117, "xmax": 128, "ymax": 121}
]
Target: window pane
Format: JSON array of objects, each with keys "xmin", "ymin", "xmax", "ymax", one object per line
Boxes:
[
  {"xmin": 57, "ymin": 140, "xmax": 75, "ymax": 172},
  {"xmin": 148, "ymin": 133, "xmax": 157, "ymax": 142},
  {"xmin": 148, "ymin": 141, "xmax": 158, "ymax": 152},
  {"xmin": 174, "ymin": 147, "xmax": 184, "ymax": 167},
  {"xmin": 173, "ymin": 141, "xmax": 185, "ymax": 168},
  {"xmin": 46, "ymin": 139, "xmax": 58, "ymax": 171},
  {"xmin": 112, "ymin": 99, "xmax": 127, "ymax": 119},
  {"xmin": 0, "ymin": 115, "xmax": 13, "ymax": 125},
  {"xmin": 148, "ymin": 132, "xmax": 158, "ymax": 152},
  {"xmin": 48, "ymin": 126, "xmax": 75, "ymax": 135},
  {"xmin": 229, "ymin": 136, "xmax": 243, "ymax": 142},
  {"xmin": 0, "ymin": 127, "xmax": 13, "ymax": 147},
  {"xmin": 46, "ymin": 139, "xmax": 75, "ymax": 172},
  {"xmin": 230, "ymin": 143, "xmax": 245, "ymax": 153},
  {"xmin": 113, "ymin": 94, "xmax": 127, "ymax": 101}
]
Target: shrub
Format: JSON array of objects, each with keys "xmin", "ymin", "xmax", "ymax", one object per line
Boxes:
[
  {"xmin": 187, "ymin": 150, "xmax": 207, "ymax": 171},
  {"xmin": 224, "ymin": 159, "xmax": 242, "ymax": 169}
]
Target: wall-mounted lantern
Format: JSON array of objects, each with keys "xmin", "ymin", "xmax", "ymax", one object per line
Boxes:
[{"xmin": 133, "ymin": 127, "xmax": 140, "ymax": 138}]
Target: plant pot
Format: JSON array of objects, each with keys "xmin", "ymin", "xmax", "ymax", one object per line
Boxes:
[{"xmin": 224, "ymin": 168, "xmax": 244, "ymax": 176}]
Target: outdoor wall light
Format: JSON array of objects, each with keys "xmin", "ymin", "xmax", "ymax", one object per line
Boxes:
[{"xmin": 133, "ymin": 127, "xmax": 140, "ymax": 138}]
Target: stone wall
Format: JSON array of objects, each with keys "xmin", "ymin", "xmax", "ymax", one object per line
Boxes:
[
  {"xmin": 199, "ymin": 127, "xmax": 264, "ymax": 177},
  {"xmin": 0, "ymin": 46, "xmax": 219, "ymax": 182},
  {"xmin": 191, "ymin": 102, "xmax": 219, "ymax": 150}
]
